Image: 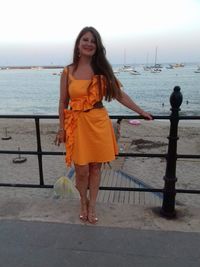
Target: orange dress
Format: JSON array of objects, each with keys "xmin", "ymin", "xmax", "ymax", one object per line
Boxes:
[{"xmin": 63, "ymin": 67, "xmax": 118, "ymax": 166}]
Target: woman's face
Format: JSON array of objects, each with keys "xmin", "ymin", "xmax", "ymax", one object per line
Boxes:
[{"xmin": 78, "ymin": 31, "xmax": 97, "ymax": 58}]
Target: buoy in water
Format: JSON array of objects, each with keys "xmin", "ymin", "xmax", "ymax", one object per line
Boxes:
[{"xmin": 128, "ymin": 119, "xmax": 141, "ymax": 126}]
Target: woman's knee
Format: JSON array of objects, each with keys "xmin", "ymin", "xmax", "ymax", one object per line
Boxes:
[
  {"xmin": 89, "ymin": 163, "xmax": 102, "ymax": 176},
  {"xmin": 75, "ymin": 164, "xmax": 89, "ymax": 180}
]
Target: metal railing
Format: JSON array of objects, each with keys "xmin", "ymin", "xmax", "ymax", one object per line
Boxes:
[{"xmin": 0, "ymin": 86, "xmax": 200, "ymax": 217}]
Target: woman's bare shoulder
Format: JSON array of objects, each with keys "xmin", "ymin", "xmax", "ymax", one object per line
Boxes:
[
  {"xmin": 65, "ymin": 64, "xmax": 74, "ymax": 74},
  {"xmin": 63, "ymin": 64, "xmax": 73, "ymax": 74}
]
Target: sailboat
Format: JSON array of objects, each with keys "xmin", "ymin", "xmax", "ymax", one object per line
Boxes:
[
  {"xmin": 143, "ymin": 53, "xmax": 151, "ymax": 71},
  {"xmin": 151, "ymin": 47, "xmax": 162, "ymax": 73},
  {"xmin": 121, "ymin": 49, "xmax": 134, "ymax": 72}
]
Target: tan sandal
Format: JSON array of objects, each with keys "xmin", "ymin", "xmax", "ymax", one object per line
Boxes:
[
  {"xmin": 88, "ymin": 206, "xmax": 98, "ymax": 224},
  {"xmin": 88, "ymin": 214, "xmax": 98, "ymax": 224},
  {"xmin": 79, "ymin": 199, "xmax": 88, "ymax": 222},
  {"xmin": 79, "ymin": 214, "xmax": 87, "ymax": 222}
]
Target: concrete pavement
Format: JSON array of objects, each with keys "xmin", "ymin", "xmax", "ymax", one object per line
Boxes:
[
  {"xmin": 0, "ymin": 219, "xmax": 200, "ymax": 267},
  {"xmin": 0, "ymin": 190, "xmax": 200, "ymax": 267}
]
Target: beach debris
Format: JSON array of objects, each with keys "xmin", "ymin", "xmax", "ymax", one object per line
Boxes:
[
  {"xmin": 131, "ymin": 139, "xmax": 167, "ymax": 150},
  {"xmin": 119, "ymin": 143, "xmax": 126, "ymax": 152},
  {"xmin": 128, "ymin": 119, "xmax": 141, "ymax": 126},
  {"xmin": 112, "ymin": 119, "xmax": 122, "ymax": 142},
  {"xmin": 1, "ymin": 127, "xmax": 12, "ymax": 140},
  {"xmin": 12, "ymin": 147, "xmax": 27, "ymax": 164}
]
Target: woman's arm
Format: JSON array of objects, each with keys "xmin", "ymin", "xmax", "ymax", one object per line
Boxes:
[
  {"xmin": 54, "ymin": 69, "xmax": 69, "ymax": 145},
  {"xmin": 116, "ymin": 90, "xmax": 153, "ymax": 120}
]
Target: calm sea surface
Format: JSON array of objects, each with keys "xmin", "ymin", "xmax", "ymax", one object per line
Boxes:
[{"xmin": 0, "ymin": 64, "xmax": 199, "ymax": 116}]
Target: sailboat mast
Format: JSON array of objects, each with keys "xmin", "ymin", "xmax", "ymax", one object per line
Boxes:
[
  {"xmin": 124, "ymin": 49, "xmax": 126, "ymax": 65},
  {"xmin": 146, "ymin": 52, "xmax": 149, "ymax": 66},
  {"xmin": 155, "ymin": 46, "xmax": 158, "ymax": 67}
]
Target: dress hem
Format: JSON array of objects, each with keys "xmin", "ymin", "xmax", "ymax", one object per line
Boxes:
[{"xmin": 71, "ymin": 156, "xmax": 118, "ymax": 166}]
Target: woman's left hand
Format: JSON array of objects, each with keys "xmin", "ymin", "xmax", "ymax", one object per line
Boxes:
[{"xmin": 141, "ymin": 111, "xmax": 153, "ymax": 120}]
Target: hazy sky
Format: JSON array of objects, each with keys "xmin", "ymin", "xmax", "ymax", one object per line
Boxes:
[{"xmin": 1, "ymin": 0, "xmax": 200, "ymax": 65}]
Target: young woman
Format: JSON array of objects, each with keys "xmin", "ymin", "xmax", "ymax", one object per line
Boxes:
[{"xmin": 55, "ymin": 26, "xmax": 152, "ymax": 224}]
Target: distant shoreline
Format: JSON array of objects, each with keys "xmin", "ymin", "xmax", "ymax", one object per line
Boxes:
[
  {"xmin": 0, "ymin": 62, "xmax": 199, "ymax": 71},
  {"xmin": 0, "ymin": 66, "xmax": 64, "ymax": 70}
]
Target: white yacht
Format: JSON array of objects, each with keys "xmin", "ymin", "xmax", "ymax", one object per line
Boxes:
[
  {"xmin": 130, "ymin": 69, "xmax": 141, "ymax": 75},
  {"xmin": 113, "ymin": 68, "xmax": 120, "ymax": 75},
  {"xmin": 151, "ymin": 68, "xmax": 162, "ymax": 73},
  {"xmin": 194, "ymin": 66, "xmax": 200, "ymax": 73},
  {"xmin": 121, "ymin": 65, "xmax": 135, "ymax": 72}
]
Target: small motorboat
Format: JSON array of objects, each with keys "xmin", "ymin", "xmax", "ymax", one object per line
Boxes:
[
  {"xmin": 130, "ymin": 70, "xmax": 141, "ymax": 75},
  {"xmin": 151, "ymin": 68, "xmax": 162, "ymax": 73},
  {"xmin": 194, "ymin": 66, "xmax": 200, "ymax": 73},
  {"xmin": 121, "ymin": 65, "xmax": 135, "ymax": 72}
]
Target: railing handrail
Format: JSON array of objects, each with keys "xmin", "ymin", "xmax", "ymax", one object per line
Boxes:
[{"xmin": 1, "ymin": 114, "xmax": 200, "ymax": 119}]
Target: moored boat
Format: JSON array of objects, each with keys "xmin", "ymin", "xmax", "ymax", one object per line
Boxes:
[
  {"xmin": 120, "ymin": 65, "xmax": 135, "ymax": 72},
  {"xmin": 194, "ymin": 66, "xmax": 200, "ymax": 73},
  {"xmin": 130, "ymin": 69, "xmax": 141, "ymax": 75}
]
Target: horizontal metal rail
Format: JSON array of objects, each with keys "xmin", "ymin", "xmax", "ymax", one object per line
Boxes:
[{"xmin": 1, "ymin": 150, "xmax": 200, "ymax": 160}]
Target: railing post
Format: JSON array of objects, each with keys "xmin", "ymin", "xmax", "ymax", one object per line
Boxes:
[
  {"xmin": 161, "ymin": 86, "xmax": 183, "ymax": 218},
  {"xmin": 35, "ymin": 118, "xmax": 44, "ymax": 186}
]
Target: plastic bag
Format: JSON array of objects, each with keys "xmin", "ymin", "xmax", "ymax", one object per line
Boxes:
[{"xmin": 54, "ymin": 168, "xmax": 78, "ymax": 198}]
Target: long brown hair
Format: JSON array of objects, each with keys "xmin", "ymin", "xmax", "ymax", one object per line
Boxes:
[{"xmin": 72, "ymin": 26, "xmax": 122, "ymax": 101}]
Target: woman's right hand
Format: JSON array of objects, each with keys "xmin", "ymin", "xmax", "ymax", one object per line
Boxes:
[{"xmin": 54, "ymin": 129, "xmax": 66, "ymax": 146}]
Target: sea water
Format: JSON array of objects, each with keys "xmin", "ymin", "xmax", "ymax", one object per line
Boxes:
[{"xmin": 0, "ymin": 64, "xmax": 199, "ymax": 116}]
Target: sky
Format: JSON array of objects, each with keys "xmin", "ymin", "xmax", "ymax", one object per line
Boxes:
[{"xmin": 1, "ymin": 0, "xmax": 200, "ymax": 66}]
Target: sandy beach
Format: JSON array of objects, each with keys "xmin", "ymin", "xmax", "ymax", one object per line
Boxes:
[
  {"xmin": 119, "ymin": 119, "xmax": 200, "ymax": 208},
  {"xmin": 0, "ymin": 117, "xmax": 199, "ymax": 207},
  {"xmin": 0, "ymin": 117, "xmax": 200, "ymax": 231}
]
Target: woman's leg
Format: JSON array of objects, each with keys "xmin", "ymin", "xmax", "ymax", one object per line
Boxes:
[
  {"xmin": 74, "ymin": 164, "xmax": 89, "ymax": 221},
  {"xmin": 88, "ymin": 162, "xmax": 102, "ymax": 223}
]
